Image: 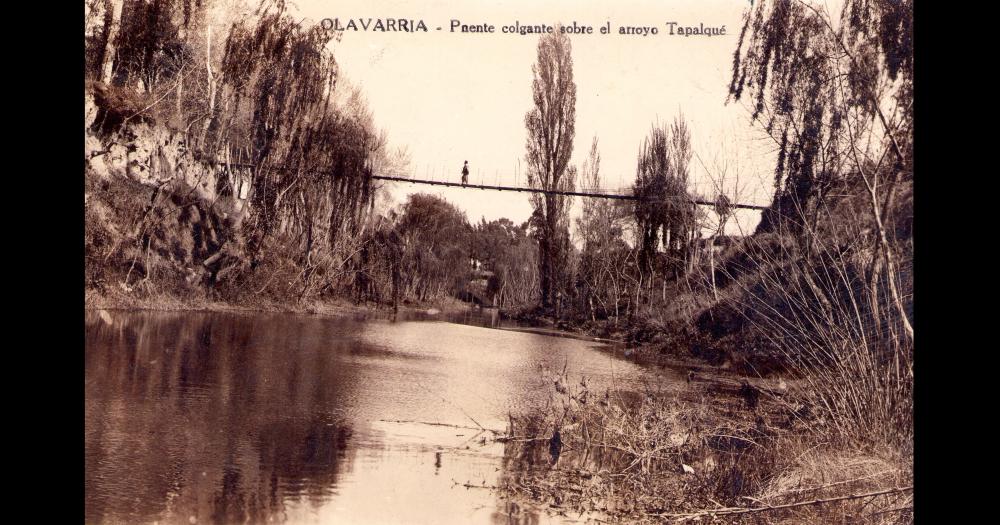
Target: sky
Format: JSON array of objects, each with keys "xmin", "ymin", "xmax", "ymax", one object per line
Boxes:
[{"xmin": 288, "ymin": 0, "xmax": 778, "ymax": 235}]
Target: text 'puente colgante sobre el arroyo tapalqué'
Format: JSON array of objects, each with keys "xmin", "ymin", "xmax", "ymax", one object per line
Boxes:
[{"xmin": 320, "ymin": 18, "xmax": 727, "ymax": 37}]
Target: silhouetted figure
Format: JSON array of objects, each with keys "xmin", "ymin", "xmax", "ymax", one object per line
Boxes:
[
  {"xmin": 461, "ymin": 160, "xmax": 469, "ymax": 185},
  {"xmin": 549, "ymin": 428, "xmax": 562, "ymax": 465}
]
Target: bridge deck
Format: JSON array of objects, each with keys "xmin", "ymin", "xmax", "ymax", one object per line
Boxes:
[{"xmin": 371, "ymin": 175, "xmax": 769, "ymax": 211}]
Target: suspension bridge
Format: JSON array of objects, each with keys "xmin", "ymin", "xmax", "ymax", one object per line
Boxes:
[
  {"xmin": 193, "ymin": 155, "xmax": 769, "ymax": 211},
  {"xmin": 371, "ymin": 175, "xmax": 770, "ymax": 211}
]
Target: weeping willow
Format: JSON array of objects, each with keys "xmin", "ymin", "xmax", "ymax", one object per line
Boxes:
[
  {"xmin": 213, "ymin": 1, "xmax": 376, "ymax": 264},
  {"xmin": 86, "ymin": 0, "xmax": 387, "ymax": 301}
]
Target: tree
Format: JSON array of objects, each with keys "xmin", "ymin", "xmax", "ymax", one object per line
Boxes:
[
  {"xmin": 393, "ymin": 194, "xmax": 472, "ymax": 302},
  {"xmin": 217, "ymin": 1, "xmax": 378, "ymax": 268},
  {"xmin": 85, "ymin": 0, "xmax": 388, "ymax": 303},
  {"xmin": 576, "ymin": 138, "xmax": 633, "ymax": 321},
  {"xmin": 695, "ymin": 137, "xmax": 752, "ymax": 302},
  {"xmin": 524, "ymin": 28, "xmax": 576, "ymax": 309},
  {"xmin": 721, "ymin": 1, "xmax": 913, "ymax": 447},
  {"xmin": 632, "ymin": 117, "xmax": 697, "ymax": 286},
  {"xmin": 728, "ymin": 0, "xmax": 913, "ymax": 338},
  {"xmin": 471, "ymin": 218, "xmax": 540, "ymax": 308},
  {"xmin": 94, "ymin": 0, "xmax": 124, "ymax": 84}
]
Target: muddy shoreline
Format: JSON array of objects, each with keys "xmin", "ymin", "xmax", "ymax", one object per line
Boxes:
[{"xmin": 84, "ymin": 290, "xmax": 474, "ymax": 320}]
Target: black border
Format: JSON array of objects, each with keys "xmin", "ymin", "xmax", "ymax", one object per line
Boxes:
[{"xmin": 22, "ymin": 0, "xmax": 965, "ymax": 522}]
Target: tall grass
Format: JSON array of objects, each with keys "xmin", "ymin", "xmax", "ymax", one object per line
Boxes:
[{"xmin": 723, "ymin": 191, "xmax": 913, "ymax": 452}]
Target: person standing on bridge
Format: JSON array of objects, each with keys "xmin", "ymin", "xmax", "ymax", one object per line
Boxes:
[{"xmin": 461, "ymin": 161, "xmax": 469, "ymax": 185}]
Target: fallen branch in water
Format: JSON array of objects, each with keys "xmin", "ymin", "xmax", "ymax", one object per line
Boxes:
[
  {"xmin": 494, "ymin": 435, "xmax": 550, "ymax": 443},
  {"xmin": 378, "ymin": 418, "xmax": 503, "ymax": 434},
  {"xmin": 413, "ymin": 381, "xmax": 497, "ymax": 433},
  {"xmin": 452, "ymin": 479, "xmax": 497, "ymax": 490},
  {"xmin": 651, "ymin": 486, "xmax": 913, "ymax": 520}
]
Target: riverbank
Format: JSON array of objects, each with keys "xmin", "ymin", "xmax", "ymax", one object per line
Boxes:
[
  {"xmin": 489, "ymin": 307, "xmax": 912, "ymax": 523},
  {"xmin": 499, "ymin": 303, "xmax": 752, "ymax": 374},
  {"xmin": 491, "ymin": 362, "xmax": 912, "ymax": 524},
  {"xmin": 85, "ymin": 287, "xmax": 474, "ymax": 321}
]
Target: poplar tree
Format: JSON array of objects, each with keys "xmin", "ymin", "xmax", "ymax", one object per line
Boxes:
[{"xmin": 524, "ymin": 29, "xmax": 576, "ymax": 309}]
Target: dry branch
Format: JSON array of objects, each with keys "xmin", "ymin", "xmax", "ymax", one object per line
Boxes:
[{"xmin": 652, "ymin": 486, "xmax": 912, "ymax": 520}]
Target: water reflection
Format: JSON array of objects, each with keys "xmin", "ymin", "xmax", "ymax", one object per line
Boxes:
[
  {"xmin": 392, "ymin": 305, "xmax": 504, "ymax": 329},
  {"xmin": 85, "ymin": 310, "xmax": 662, "ymax": 524},
  {"xmin": 85, "ymin": 311, "xmax": 365, "ymax": 524}
]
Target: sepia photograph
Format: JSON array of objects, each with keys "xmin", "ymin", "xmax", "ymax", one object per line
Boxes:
[{"xmin": 84, "ymin": 0, "xmax": 914, "ymax": 523}]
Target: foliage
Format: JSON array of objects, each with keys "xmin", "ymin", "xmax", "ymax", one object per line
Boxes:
[
  {"xmin": 500, "ymin": 366, "xmax": 912, "ymax": 522},
  {"xmin": 575, "ymin": 138, "xmax": 638, "ymax": 321},
  {"xmin": 723, "ymin": 0, "xmax": 913, "ymax": 451},
  {"xmin": 85, "ymin": 0, "xmax": 398, "ymax": 305},
  {"xmin": 471, "ymin": 218, "xmax": 540, "ymax": 308},
  {"xmin": 394, "ymin": 194, "xmax": 472, "ymax": 301},
  {"xmin": 633, "ymin": 117, "xmax": 699, "ymax": 280},
  {"xmin": 524, "ymin": 29, "xmax": 577, "ymax": 309},
  {"xmin": 729, "ymin": 0, "xmax": 912, "ymax": 236}
]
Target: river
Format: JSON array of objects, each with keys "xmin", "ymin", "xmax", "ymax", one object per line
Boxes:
[{"xmin": 85, "ymin": 309, "xmax": 674, "ymax": 524}]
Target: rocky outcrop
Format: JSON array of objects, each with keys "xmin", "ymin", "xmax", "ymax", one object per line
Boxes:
[
  {"xmin": 85, "ymin": 82, "xmax": 254, "ymax": 297},
  {"xmin": 86, "ymin": 82, "xmax": 251, "ymax": 225}
]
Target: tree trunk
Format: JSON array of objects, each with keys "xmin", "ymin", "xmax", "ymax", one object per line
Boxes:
[
  {"xmin": 710, "ymin": 235, "xmax": 718, "ymax": 301},
  {"xmin": 870, "ymin": 188, "xmax": 913, "ymax": 340},
  {"xmin": 99, "ymin": 0, "xmax": 123, "ymax": 84},
  {"xmin": 202, "ymin": 23, "xmax": 216, "ymax": 145},
  {"xmin": 176, "ymin": 75, "xmax": 183, "ymax": 123},
  {"xmin": 539, "ymin": 237, "xmax": 551, "ymax": 308}
]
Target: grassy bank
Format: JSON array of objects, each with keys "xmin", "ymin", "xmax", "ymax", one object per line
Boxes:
[
  {"xmin": 492, "ymin": 364, "xmax": 912, "ymax": 524},
  {"xmin": 492, "ymin": 217, "xmax": 913, "ymax": 522}
]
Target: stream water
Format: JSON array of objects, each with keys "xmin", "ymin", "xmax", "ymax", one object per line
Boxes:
[{"xmin": 85, "ymin": 308, "xmax": 674, "ymax": 524}]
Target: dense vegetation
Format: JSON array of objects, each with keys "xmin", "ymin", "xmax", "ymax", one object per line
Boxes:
[
  {"xmin": 87, "ymin": 0, "xmax": 382, "ymax": 305},
  {"xmin": 497, "ymin": 1, "xmax": 913, "ymax": 522}
]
